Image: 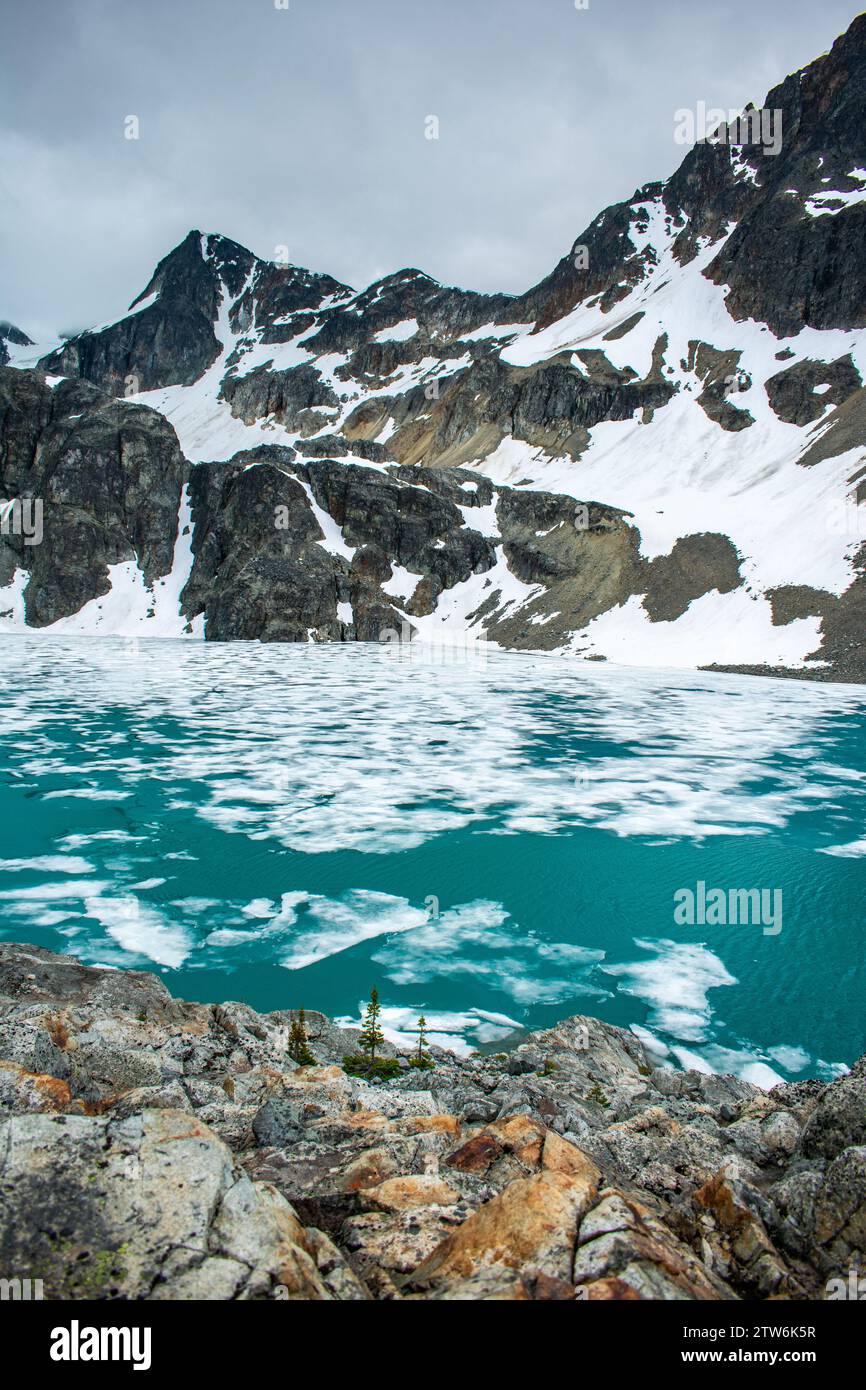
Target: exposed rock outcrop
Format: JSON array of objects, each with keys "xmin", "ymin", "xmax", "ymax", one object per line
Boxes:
[
  {"xmin": 0, "ymin": 943, "xmax": 861, "ymax": 1302},
  {"xmin": 0, "ymin": 366, "xmax": 754, "ymax": 650},
  {"xmin": 37, "ymin": 232, "xmax": 252, "ymax": 394},
  {"xmin": 696, "ymin": 17, "xmax": 866, "ymax": 336},
  {"xmin": 0, "ymin": 367, "xmax": 185, "ymax": 625},
  {"xmin": 178, "ymin": 449, "xmax": 742, "ymax": 649}
]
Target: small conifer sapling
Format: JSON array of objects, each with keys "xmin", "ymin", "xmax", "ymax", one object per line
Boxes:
[
  {"xmin": 288, "ymin": 1007, "xmax": 315, "ymax": 1067},
  {"xmin": 358, "ymin": 987, "xmax": 385, "ymax": 1065}
]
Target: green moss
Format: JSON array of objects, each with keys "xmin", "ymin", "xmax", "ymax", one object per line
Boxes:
[
  {"xmin": 407, "ymin": 1054, "xmax": 435, "ymax": 1071},
  {"xmin": 75, "ymin": 1244, "xmax": 129, "ymax": 1292},
  {"xmin": 342, "ymin": 1054, "xmax": 402, "ymax": 1084},
  {"xmin": 43, "ymin": 1237, "xmax": 130, "ymax": 1295},
  {"xmin": 586, "ymin": 1083, "xmax": 610, "ymax": 1108}
]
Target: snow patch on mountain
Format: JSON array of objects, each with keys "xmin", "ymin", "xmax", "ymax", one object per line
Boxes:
[
  {"xmin": 0, "ymin": 487, "xmax": 202, "ymax": 638},
  {"xmin": 574, "ymin": 589, "xmax": 823, "ymax": 670}
]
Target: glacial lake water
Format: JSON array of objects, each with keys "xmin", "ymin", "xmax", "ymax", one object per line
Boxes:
[{"xmin": 0, "ymin": 636, "xmax": 864, "ymax": 1086}]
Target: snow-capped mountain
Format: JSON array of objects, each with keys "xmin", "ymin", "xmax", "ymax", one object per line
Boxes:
[
  {"xmin": 0, "ymin": 322, "xmax": 33, "ymax": 367},
  {"xmin": 2, "ymin": 14, "xmax": 866, "ymax": 677}
]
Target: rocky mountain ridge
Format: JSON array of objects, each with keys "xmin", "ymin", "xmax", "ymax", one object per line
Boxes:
[
  {"xmin": 0, "ymin": 942, "xmax": 862, "ymax": 1301},
  {"xmin": 3, "ymin": 16, "xmax": 866, "ymax": 676}
]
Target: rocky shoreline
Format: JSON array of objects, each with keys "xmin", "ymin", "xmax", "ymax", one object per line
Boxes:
[{"xmin": 0, "ymin": 942, "xmax": 862, "ymax": 1301}]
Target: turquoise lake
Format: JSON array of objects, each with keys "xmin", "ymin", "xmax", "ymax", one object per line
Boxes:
[{"xmin": 0, "ymin": 635, "xmax": 864, "ymax": 1086}]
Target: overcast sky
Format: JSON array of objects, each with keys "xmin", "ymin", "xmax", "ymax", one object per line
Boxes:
[{"xmin": 1, "ymin": 0, "xmax": 861, "ymax": 339}]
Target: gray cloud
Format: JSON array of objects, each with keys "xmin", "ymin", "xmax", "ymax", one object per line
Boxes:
[{"xmin": 0, "ymin": 0, "xmax": 860, "ymax": 339}]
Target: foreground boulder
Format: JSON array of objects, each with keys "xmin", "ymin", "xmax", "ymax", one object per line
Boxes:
[{"xmin": 0, "ymin": 1109, "xmax": 346, "ymax": 1300}]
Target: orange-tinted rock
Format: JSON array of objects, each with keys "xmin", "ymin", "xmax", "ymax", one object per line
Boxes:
[
  {"xmin": 397, "ymin": 1114, "xmax": 461, "ymax": 1137},
  {"xmin": 445, "ymin": 1130, "xmax": 505, "ymax": 1173},
  {"xmin": 583, "ymin": 1276, "xmax": 644, "ymax": 1300},
  {"xmin": 0, "ymin": 1060, "xmax": 79, "ymax": 1113},
  {"xmin": 486, "ymin": 1115, "xmax": 546, "ymax": 1168},
  {"xmin": 541, "ymin": 1130, "xmax": 601, "ymax": 1185},
  {"xmin": 342, "ymin": 1147, "xmax": 402, "ymax": 1192},
  {"xmin": 411, "ymin": 1168, "xmax": 599, "ymax": 1286},
  {"xmin": 360, "ymin": 1175, "xmax": 460, "ymax": 1212}
]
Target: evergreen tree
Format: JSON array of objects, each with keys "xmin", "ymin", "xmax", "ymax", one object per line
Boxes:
[
  {"xmin": 288, "ymin": 1007, "xmax": 315, "ymax": 1067},
  {"xmin": 358, "ymin": 987, "xmax": 385, "ymax": 1064},
  {"xmin": 408, "ymin": 1013, "xmax": 434, "ymax": 1070}
]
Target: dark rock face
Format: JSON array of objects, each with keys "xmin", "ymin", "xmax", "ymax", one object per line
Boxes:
[
  {"xmin": 765, "ymin": 356, "xmax": 862, "ymax": 425},
  {"xmin": 514, "ymin": 16, "xmax": 866, "ymax": 343},
  {"xmin": 307, "ymin": 462, "xmax": 492, "ymax": 580},
  {"xmin": 512, "ymin": 181, "xmax": 672, "ymax": 334},
  {"xmin": 688, "ymin": 342, "xmax": 754, "ymax": 432},
  {"xmin": 0, "ymin": 367, "xmax": 739, "ymax": 652},
  {"xmin": 179, "ymin": 452, "xmax": 741, "ymax": 650},
  {"xmin": 182, "ymin": 449, "xmax": 362, "ymax": 643},
  {"xmin": 0, "ymin": 367, "xmax": 185, "ymax": 625},
  {"xmin": 299, "ymin": 267, "xmax": 514, "ymax": 359},
  {"xmin": 373, "ymin": 352, "xmax": 675, "ymax": 471},
  {"xmin": 37, "ymin": 231, "xmax": 234, "ymax": 393},
  {"xmin": 236, "ymin": 261, "xmax": 352, "ymax": 346},
  {"xmin": 181, "ymin": 454, "xmax": 496, "ymax": 643},
  {"xmin": 220, "ymin": 362, "xmax": 341, "ymax": 435},
  {"xmin": 0, "ymin": 942, "xmax": 862, "ymax": 1301},
  {"xmin": 641, "ymin": 534, "xmax": 743, "ymax": 622},
  {"xmin": 296, "ymin": 433, "xmax": 391, "ymax": 463},
  {"xmin": 695, "ymin": 16, "xmax": 866, "ymax": 335}
]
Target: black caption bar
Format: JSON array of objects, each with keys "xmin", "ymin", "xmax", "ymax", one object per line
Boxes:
[{"xmin": 1, "ymin": 1295, "xmax": 859, "ymax": 1377}]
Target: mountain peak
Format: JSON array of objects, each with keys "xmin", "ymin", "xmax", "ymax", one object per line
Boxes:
[
  {"xmin": 0, "ymin": 321, "xmax": 33, "ymax": 347},
  {"xmin": 0, "ymin": 321, "xmax": 34, "ymax": 367}
]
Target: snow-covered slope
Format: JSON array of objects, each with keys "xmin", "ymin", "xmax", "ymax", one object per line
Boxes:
[{"xmin": 3, "ymin": 16, "xmax": 866, "ymax": 678}]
